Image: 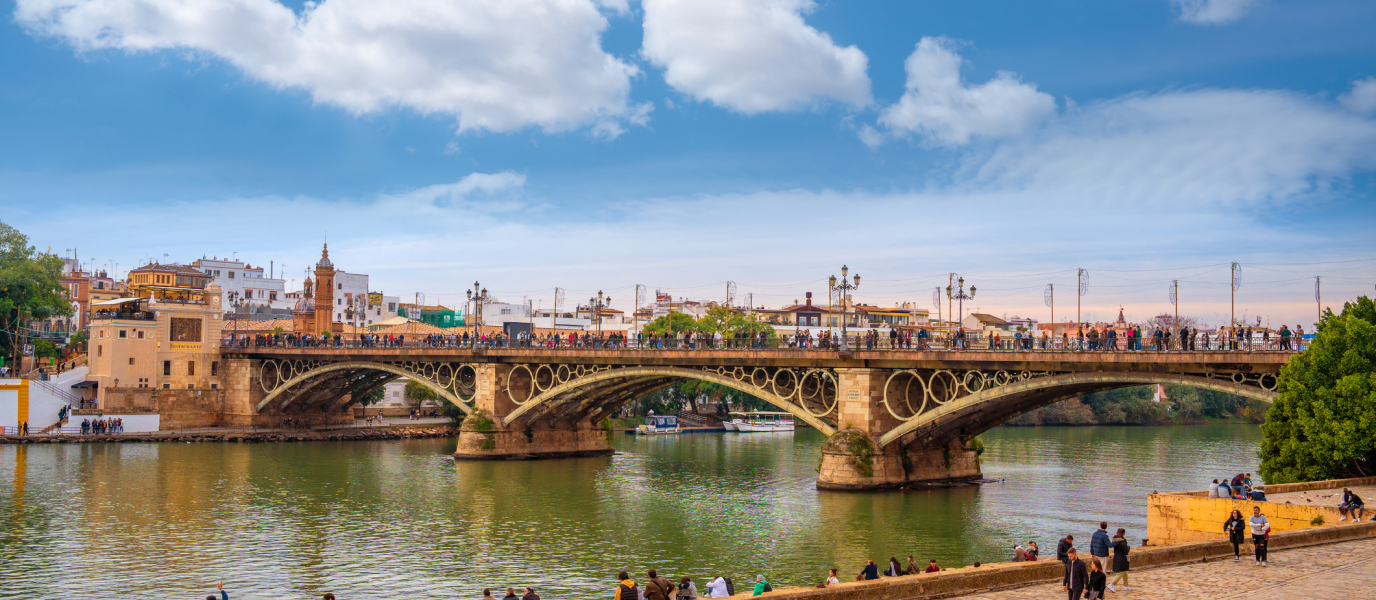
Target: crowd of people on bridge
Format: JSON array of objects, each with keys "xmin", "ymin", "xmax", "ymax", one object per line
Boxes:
[{"xmin": 221, "ymin": 320, "xmax": 1306, "ymax": 356}]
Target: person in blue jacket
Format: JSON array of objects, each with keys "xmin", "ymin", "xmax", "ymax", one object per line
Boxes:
[{"xmin": 1090, "ymin": 522, "xmax": 1112, "ymax": 574}]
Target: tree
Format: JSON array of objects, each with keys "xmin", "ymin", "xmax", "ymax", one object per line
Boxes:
[
  {"xmin": 642, "ymin": 312, "xmax": 699, "ymax": 335},
  {"xmin": 1260, "ymin": 296, "xmax": 1376, "ymax": 483},
  {"xmin": 404, "ymin": 379, "xmax": 439, "ymax": 406},
  {"xmin": 357, "ymin": 387, "xmax": 385, "ymax": 406},
  {"xmin": 0, "ymin": 221, "xmax": 71, "ymax": 369}
]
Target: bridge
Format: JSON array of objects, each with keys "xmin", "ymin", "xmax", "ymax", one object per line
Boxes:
[{"xmin": 218, "ymin": 345, "xmax": 1293, "ymax": 490}]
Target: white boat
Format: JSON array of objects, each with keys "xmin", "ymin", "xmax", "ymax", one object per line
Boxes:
[
  {"xmin": 636, "ymin": 414, "xmax": 681, "ymax": 435},
  {"xmin": 722, "ymin": 420, "xmax": 738, "ymax": 431},
  {"xmin": 727, "ymin": 411, "xmax": 795, "ymax": 432}
]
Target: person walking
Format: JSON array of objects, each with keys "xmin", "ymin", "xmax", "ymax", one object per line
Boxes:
[
  {"xmin": 1089, "ymin": 522, "xmax": 1111, "ymax": 574},
  {"xmin": 1224, "ymin": 509, "xmax": 1247, "ymax": 560},
  {"xmin": 614, "ymin": 572, "xmax": 639, "ymax": 600},
  {"xmin": 1062, "ymin": 548, "xmax": 1088, "ymax": 600},
  {"xmin": 1108, "ymin": 528, "xmax": 1131, "ymax": 592},
  {"xmin": 1086, "ymin": 559, "xmax": 1106, "ymax": 600},
  {"xmin": 1249, "ymin": 506, "xmax": 1270, "ymax": 566},
  {"xmin": 751, "ymin": 575, "xmax": 771, "ymax": 596},
  {"xmin": 705, "ymin": 576, "xmax": 729, "ymax": 598},
  {"xmin": 643, "ymin": 570, "xmax": 673, "ymax": 600}
]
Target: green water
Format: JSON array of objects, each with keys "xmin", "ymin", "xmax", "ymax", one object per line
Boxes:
[{"xmin": 0, "ymin": 425, "xmax": 1262, "ymax": 599}]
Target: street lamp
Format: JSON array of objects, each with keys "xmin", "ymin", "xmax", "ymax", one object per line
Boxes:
[
  {"xmin": 466, "ymin": 282, "xmax": 488, "ymax": 347},
  {"xmin": 828, "ymin": 265, "xmax": 860, "ymax": 350},
  {"xmin": 946, "ymin": 276, "xmax": 975, "ymax": 348},
  {"xmin": 589, "ymin": 290, "xmax": 612, "ymax": 342}
]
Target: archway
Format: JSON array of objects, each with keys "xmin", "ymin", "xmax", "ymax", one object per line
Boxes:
[{"xmin": 256, "ymin": 361, "xmax": 473, "ymax": 414}]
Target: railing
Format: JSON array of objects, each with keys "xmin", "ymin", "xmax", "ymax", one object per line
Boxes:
[
  {"xmin": 219, "ymin": 333, "xmax": 1304, "ymax": 353},
  {"xmin": 90, "ymin": 311, "xmax": 156, "ymax": 321}
]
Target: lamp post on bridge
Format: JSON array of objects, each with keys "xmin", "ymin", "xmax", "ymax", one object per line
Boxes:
[
  {"xmin": 946, "ymin": 276, "xmax": 975, "ymax": 348},
  {"xmin": 828, "ymin": 265, "xmax": 860, "ymax": 350},
  {"xmin": 589, "ymin": 291, "xmax": 611, "ymax": 342},
  {"xmin": 466, "ymin": 282, "xmax": 487, "ymax": 347}
]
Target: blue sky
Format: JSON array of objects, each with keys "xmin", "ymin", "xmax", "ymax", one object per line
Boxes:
[{"xmin": 2, "ymin": 0, "xmax": 1375, "ymax": 326}]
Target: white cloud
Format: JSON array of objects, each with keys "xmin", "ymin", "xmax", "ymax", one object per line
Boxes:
[
  {"xmin": 966, "ymin": 88, "xmax": 1376, "ymax": 207},
  {"xmin": 1172, "ymin": 0, "xmax": 1259, "ymax": 25},
  {"xmin": 1340, "ymin": 77, "xmax": 1376, "ymax": 114},
  {"xmin": 641, "ymin": 0, "xmax": 871, "ymax": 114},
  {"xmin": 15, "ymin": 0, "xmax": 641, "ymax": 134},
  {"xmin": 877, "ymin": 37, "xmax": 1056, "ymax": 146}
]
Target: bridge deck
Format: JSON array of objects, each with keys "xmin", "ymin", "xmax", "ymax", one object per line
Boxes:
[{"xmin": 223, "ymin": 347, "xmax": 1294, "ymax": 374}]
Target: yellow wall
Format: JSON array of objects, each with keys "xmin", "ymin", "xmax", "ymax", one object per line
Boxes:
[{"xmin": 1148, "ymin": 491, "xmax": 1344, "ymax": 545}]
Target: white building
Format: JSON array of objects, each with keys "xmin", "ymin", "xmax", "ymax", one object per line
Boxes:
[
  {"xmin": 331, "ymin": 271, "xmax": 370, "ymax": 323},
  {"xmin": 192, "ymin": 257, "xmax": 290, "ymax": 310}
]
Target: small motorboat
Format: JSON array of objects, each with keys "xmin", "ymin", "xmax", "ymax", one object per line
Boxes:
[
  {"xmin": 636, "ymin": 413, "xmax": 681, "ymax": 435},
  {"xmin": 728, "ymin": 411, "xmax": 795, "ymax": 432}
]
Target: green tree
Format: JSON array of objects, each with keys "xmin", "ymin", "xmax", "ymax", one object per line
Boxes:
[
  {"xmin": 357, "ymin": 386, "xmax": 385, "ymax": 406},
  {"xmin": 642, "ymin": 312, "xmax": 699, "ymax": 335},
  {"xmin": 404, "ymin": 379, "xmax": 439, "ymax": 406},
  {"xmin": 0, "ymin": 221, "xmax": 71, "ymax": 368},
  {"xmin": 34, "ymin": 339, "xmax": 58, "ymax": 360},
  {"xmin": 1260, "ymin": 296, "xmax": 1376, "ymax": 483}
]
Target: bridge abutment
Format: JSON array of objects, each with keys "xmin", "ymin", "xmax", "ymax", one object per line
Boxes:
[
  {"xmin": 816, "ymin": 367, "xmax": 982, "ymax": 490},
  {"xmin": 454, "ymin": 364, "xmax": 614, "ymax": 460}
]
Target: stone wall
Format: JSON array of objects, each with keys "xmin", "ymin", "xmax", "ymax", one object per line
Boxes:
[
  {"xmin": 748, "ymin": 521, "xmax": 1375, "ymax": 600},
  {"xmin": 818, "ymin": 433, "xmax": 980, "ymax": 490},
  {"xmin": 1146, "ymin": 476, "xmax": 1376, "ymax": 545},
  {"xmin": 100, "ymin": 387, "xmax": 227, "ymax": 429}
]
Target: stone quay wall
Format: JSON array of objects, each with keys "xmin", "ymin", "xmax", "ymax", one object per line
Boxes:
[
  {"xmin": 100, "ymin": 387, "xmax": 228, "ymax": 429},
  {"xmin": 0, "ymin": 425, "xmax": 458, "ymax": 445},
  {"xmin": 758, "ymin": 520, "xmax": 1376, "ymax": 600},
  {"xmin": 1147, "ymin": 475, "xmax": 1376, "ymax": 545}
]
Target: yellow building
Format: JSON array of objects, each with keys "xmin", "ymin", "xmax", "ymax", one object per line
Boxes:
[
  {"xmin": 126, "ymin": 262, "xmax": 212, "ymax": 303},
  {"xmin": 86, "ymin": 283, "xmax": 226, "ymax": 405}
]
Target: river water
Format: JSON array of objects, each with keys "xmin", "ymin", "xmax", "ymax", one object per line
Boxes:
[{"xmin": 0, "ymin": 425, "xmax": 1262, "ymax": 599}]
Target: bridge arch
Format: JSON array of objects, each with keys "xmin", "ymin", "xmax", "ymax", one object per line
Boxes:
[
  {"xmin": 875, "ymin": 371, "xmax": 1275, "ymax": 448},
  {"xmin": 500, "ymin": 365, "xmax": 838, "ymax": 435},
  {"xmin": 256, "ymin": 361, "xmax": 473, "ymax": 414}
]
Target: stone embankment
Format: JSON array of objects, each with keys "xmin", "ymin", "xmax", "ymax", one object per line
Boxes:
[{"xmin": 0, "ymin": 425, "xmax": 459, "ymax": 444}]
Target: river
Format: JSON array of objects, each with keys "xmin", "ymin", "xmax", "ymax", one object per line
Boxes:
[{"xmin": 0, "ymin": 425, "xmax": 1262, "ymax": 599}]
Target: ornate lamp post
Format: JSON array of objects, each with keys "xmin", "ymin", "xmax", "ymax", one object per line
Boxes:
[
  {"xmin": 946, "ymin": 276, "xmax": 976, "ymax": 348},
  {"xmin": 828, "ymin": 265, "xmax": 860, "ymax": 350},
  {"xmin": 466, "ymin": 282, "xmax": 488, "ymax": 347},
  {"xmin": 589, "ymin": 290, "xmax": 612, "ymax": 341}
]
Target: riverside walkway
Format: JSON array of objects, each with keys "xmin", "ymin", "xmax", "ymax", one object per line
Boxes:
[{"xmin": 963, "ymin": 537, "xmax": 1375, "ymax": 600}]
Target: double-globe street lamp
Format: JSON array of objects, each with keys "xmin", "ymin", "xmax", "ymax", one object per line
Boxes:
[
  {"xmin": 828, "ymin": 265, "xmax": 860, "ymax": 350},
  {"xmin": 946, "ymin": 276, "xmax": 976, "ymax": 348},
  {"xmin": 466, "ymin": 282, "xmax": 488, "ymax": 347}
]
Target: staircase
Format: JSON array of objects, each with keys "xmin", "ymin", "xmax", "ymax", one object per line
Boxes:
[
  {"xmin": 676, "ymin": 411, "xmax": 710, "ymax": 427},
  {"xmin": 38, "ymin": 418, "xmax": 68, "ymax": 434}
]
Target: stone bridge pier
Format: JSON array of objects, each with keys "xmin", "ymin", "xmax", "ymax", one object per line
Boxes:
[
  {"xmin": 453, "ymin": 364, "xmax": 614, "ymax": 460},
  {"xmin": 817, "ymin": 368, "xmax": 981, "ymax": 490}
]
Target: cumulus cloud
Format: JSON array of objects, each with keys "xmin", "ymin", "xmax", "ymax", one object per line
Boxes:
[
  {"xmin": 967, "ymin": 88, "xmax": 1376, "ymax": 207},
  {"xmin": 14, "ymin": 0, "xmax": 641, "ymax": 134},
  {"xmin": 877, "ymin": 37, "xmax": 1056, "ymax": 146},
  {"xmin": 641, "ymin": 0, "xmax": 871, "ymax": 114},
  {"xmin": 1340, "ymin": 77, "xmax": 1376, "ymax": 114},
  {"xmin": 1172, "ymin": 0, "xmax": 1259, "ymax": 25}
]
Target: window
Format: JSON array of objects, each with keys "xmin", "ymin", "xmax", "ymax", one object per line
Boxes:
[
  {"xmin": 338, "ymin": 283, "xmax": 342, "ymax": 290},
  {"xmin": 270, "ymin": 292, "xmax": 277, "ymax": 301},
  {"xmin": 187, "ymin": 384, "xmax": 195, "ymax": 389},
  {"xmin": 99, "ymin": 330, "xmax": 106, "ymax": 338},
  {"xmin": 170, "ymin": 317, "xmax": 202, "ymax": 342},
  {"xmin": 388, "ymin": 302, "xmax": 396, "ymax": 311},
  {"xmin": 188, "ymin": 361, "xmax": 195, "ymax": 376},
  {"xmin": 137, "ymin": 331, "xmax": 144, "ymax": 339},
  {"xmin": 210, "ymin": 384, "xmax": 217, "ymax": 389},
  {"xmin": 228, "ymin": 271, "xmax": 234, "ymax": 279},
  {"xmin": 128, "ymin": 358, "xmax": 135, "ymax": 366},
  {"xmin": 97, "ymin": 345, "xmax": 103, "ymax": 357},
  {"xmin": 163, "ymin": 361, "xmax": 171, "ymax": 376},
  {"xmin": 337, "ymin": 299, "xmax": 343, "ymax": 305},
  {"xmin": 118, "ymin": 330, "xmax": 127, "ymax": 338},
  {"xmin": 163, "ymin": 384, "xmax": 170, "ymax": 389},
  {"xmin": 211, "ymin": 361, "xmax": 218, "ymax": 376}
]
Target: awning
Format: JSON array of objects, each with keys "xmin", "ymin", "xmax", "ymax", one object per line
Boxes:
[
  {"xmin": 71, "ymin": 381, "xmax": 98, "ymax": 389},
  {"xmin": 92, "ymin": 297, "xmax": 140, "ymax": 307},
  {"xmin": 370, "ymin": 315, "xmax": 413, "ymax": 327}
]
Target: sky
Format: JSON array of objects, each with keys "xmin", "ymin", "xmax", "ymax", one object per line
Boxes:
[{"xmin": 2, "ymin": 0, "xmax": 1375, "ymax": 327}]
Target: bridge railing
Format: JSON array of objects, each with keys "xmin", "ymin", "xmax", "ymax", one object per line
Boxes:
[{"xmin": 218, "ymin": 332, "xmax": 1304, "ymax": 353}]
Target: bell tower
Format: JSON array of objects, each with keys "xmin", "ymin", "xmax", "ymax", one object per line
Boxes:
[{"xmin": 313, "ymin": 243, "xmax": 336, "ymax": 335}]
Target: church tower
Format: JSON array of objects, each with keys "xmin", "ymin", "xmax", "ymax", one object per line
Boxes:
[{"xmin": 313, "ymin": 243, "xmax": 336, "ymax": 335}]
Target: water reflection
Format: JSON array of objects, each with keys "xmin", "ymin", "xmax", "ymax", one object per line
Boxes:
[{"xmin": 0, "ymin": 425, "xmax": 1262, "ymax": 599}]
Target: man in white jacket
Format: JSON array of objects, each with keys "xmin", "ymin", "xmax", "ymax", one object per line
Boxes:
[{"xmin": 706, "ymin": 576, "xmax": 729, "ymax": 598}]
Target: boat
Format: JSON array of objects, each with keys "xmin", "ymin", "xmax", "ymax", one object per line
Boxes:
[
  {"xmin": 636, "ymin": 413, "xmax": 681, "ymax": 435},
  {"xmin": 727, "ymin": 411, "xmax": 795, "ymax": 432}
]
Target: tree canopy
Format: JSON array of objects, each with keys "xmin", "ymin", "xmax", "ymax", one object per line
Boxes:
[
  {"xmin": 641, "ymin": 307, "xmax": 776, "ymax": 339},
  {"xmin": 0, "ymin": 221, "xmax": 71, "ymax": 365},
  {"xmin": 1259, "ymin": 296, "xmax": 1376, "ymax": 483}
]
